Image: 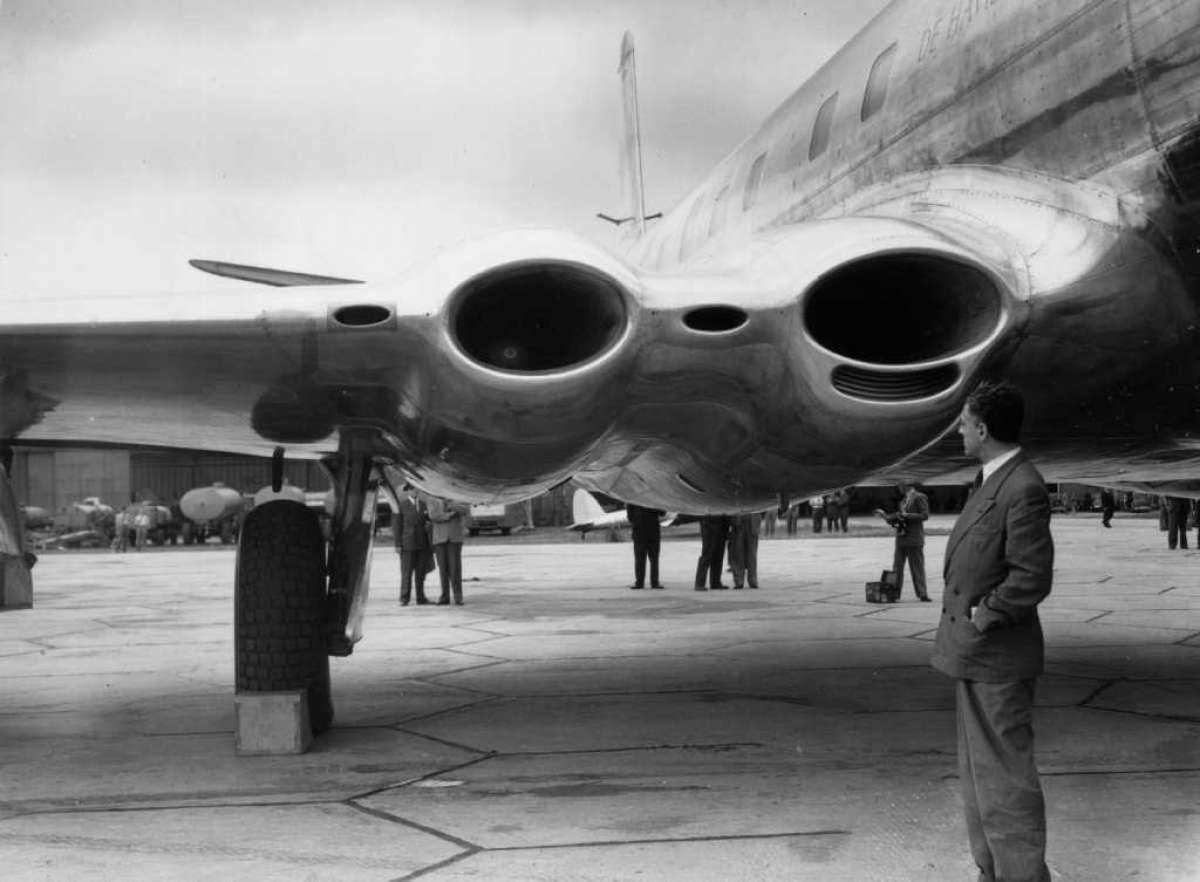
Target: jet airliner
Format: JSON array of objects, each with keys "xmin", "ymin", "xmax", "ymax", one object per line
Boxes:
[{"xmin": 3, "ymin": 0, "xmax": 1198, "ymax": 734}]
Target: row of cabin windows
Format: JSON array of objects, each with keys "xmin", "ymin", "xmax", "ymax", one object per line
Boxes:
[{"xmin": 670, "ymin": 41, "xmax": 898, "ymax": 265}]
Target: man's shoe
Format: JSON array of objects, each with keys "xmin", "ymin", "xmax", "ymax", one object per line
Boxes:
[
  {"xmin": 919, "ymin": 595, "xmax": 932, "ymax": 602},
  {"xmin": 733, "ymin": 584, "xmax": 743, "ymax": 589},
  {"xmin": 710, "ymin": 584, "xmax": 730, "ymax": 590},
  {"xmin": 694, "ymin": 585, "xmax": 707, "ymax": 592},
  {"xmin": 416, "ymin": 598, "xmax": 430, "ymax": 605},
  {"xmin": 400, "ymin": 600, "xmax": 410, "ymax": 606},
  {"xmin": 436, "ymin": 598, "xmax": 450, "ymax": 606},
  {"xmin": 748, "ymin": 583, "xmax": 758, "ymax": 589},
  {"xmin": 455, "ymin": 599, "xmax": 464, "ymax": 606},
  {"xmin": 651, "ymin": 584, "xmax": 665, "ymax": 589},
  {"xmin": 629, "ymin": 584, "xmax": 644, "ymax": 590}
]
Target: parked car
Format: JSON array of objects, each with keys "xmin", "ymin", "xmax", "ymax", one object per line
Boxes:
[{"xmin": 466, "ymin": 503, "xmax": 525, "ymax": 536}]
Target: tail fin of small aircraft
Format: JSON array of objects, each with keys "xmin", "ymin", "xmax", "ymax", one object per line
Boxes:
[
  {"xmin": 618, "ymin": 32, "xmax": 648, "ymax": 237},
  {"xmin": 572, "ymin": 489, "xmax": 608, "ymax": 525}
]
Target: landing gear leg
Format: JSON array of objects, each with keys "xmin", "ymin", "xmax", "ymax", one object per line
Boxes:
[{"xmin": 322, "ymin": 433, "xmax": 379, "ymax": 657}]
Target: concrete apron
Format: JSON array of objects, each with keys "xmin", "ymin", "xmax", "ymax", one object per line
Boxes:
[{"xmin": 0, "ymin": 515, "xmax": 1198, "ymax": 880}]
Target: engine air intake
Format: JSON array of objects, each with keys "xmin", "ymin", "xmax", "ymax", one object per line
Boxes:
[
  {"xmin": 804, "ymin": 254, "xmax": 1003, "ymax": 364},
  {"xmin": 832, "ymin": 363, "xmax": 960, "ymax": 401},
  {"xmin": 451, "ymin": 261, "xmax": 628, "ymax": 372},
  {"xmin": 683, "ymin": 305, "xmax": 749, "ymax": 333}
]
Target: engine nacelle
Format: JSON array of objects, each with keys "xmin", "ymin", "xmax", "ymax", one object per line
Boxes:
[{"xmin": 412, "ymin": 231, "xmax": 643, "ymax": 499}]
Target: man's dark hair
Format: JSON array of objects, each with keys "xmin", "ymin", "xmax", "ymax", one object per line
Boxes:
[{"xmin": 966, "ymin": 380, "xmax": 1024, "ymax": 443}]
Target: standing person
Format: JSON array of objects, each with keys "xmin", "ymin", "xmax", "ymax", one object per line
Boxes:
[
  {"xmin": 727, "ymin": 513, "xmax": 760, "ymax": 589},
  {"xmin": 1164, "ymin": 495, "xmax": 1189, "ymax": 549},
  {"xmin": 693, "ymin": 515, "xmax": 730, "ymax": 591},
  {"xmin": 626, "ymin": 503, "xmax": 664, "ymax": 590},
  {"xmin": 880, "ymin": 483, "xmax": 931, "ymax": 601},
  {"xmin": 111, "ymin": 507, "xmax": 129, "ymax": 552},
  {"xmin": 393, "ymin": 483, "xmax": 431, "ymax": 606},
  {"xmin": 0, "ymin": 447, "xmax": 35, "ymax": 609},
  {"xmin": 808, "ymin": 495, "xmax": 824, "ymax": 533},
  {"xmin": 1099, "ymin": 488, "xmax": 1115, "ymax": 528},
  {"xmin": 785, "ymin": 501, "xmax": 800, "ymax": 536},
  {"xmin": 839, "ymin": 487, "xmax": 852, "ymax": 532},
  {"xmin": 761, "ymin": 504, "xmax": 777, "ymax": 538},
  {"xmin": 824, "ymin": 494, "xmax": 838, "ymax": 533},
  {"xmin": 428, "ymin": 496, "xmax": 470, "ymax": 605},
  {"xmin": 132, "ymin": 503, "xmax": 152, "ymax": 550},
  {"xmin": 933, "ymin": 380, "xmax": 1054, "ymax": 882}
]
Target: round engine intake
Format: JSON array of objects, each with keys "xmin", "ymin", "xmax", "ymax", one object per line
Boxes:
[
  {"xmin": 803, "ymin": 253, "xmax": 1004, "ymax": 365},
  {"xmin": 450, "ymin": 261, "xmax": 629, "ymax": 373}
]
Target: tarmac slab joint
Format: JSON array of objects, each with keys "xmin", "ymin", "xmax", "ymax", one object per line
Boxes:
[{"xmin": 234, "ymin": 690, "xmax": 312, "ymax": 755}]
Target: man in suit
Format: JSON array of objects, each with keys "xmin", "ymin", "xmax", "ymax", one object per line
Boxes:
[
  {"xmin": 626, "ymin": 503, "xmax": 665, "ymax": 590},
  {"xmin": 889, "ymin": 482, "xmax": 931, "ymax": 601},
  {"xmin": 393, "ymin": 483, "xmax": 431, "ymax": 606},
  {"xmin": 693, "ymin": 515, "xmax": 731, "ymax": 591},
  {"xmin": 727, "ymin": 513, "xmax": 760, "ymax": 589},
  {"xmin": 428, "ymin": 496, "xmax": 470, "ymax": 605},
  {"xmin": 933, "ymin": 381, "xmax": 1054, "ymax": 882}
]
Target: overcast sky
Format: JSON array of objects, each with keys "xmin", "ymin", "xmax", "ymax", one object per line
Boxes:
[{"xmin": 0, "ymin": 0, "xmax": 891, "ymax": 296}]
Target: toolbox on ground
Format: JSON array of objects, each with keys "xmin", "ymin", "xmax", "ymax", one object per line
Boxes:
[{"xmin": 865, "ymin": 569, "xmax": 900, "ymax": 603}]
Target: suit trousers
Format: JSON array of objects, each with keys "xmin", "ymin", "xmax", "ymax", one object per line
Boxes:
[
  {"xmin": 632, "ymin": 535, "xmax": 660, "ymax": 587},
  {"xmin": 957, "ymin": 678, "xmax": 1050, "ymax": 882},
  {"xmin": 398, "ymin": 549, "xmax": 428, "ymax": 603},
  {"xmin": 891, "ymin": 542, "xmax": 928, "ymax": 598},
  {"xmin": 694, "ymin": 532, "xmax": 727, "ymax": 588},
  {"xmin": 434, "ymin": 541, "xmax": 463, "ymax": 602},
  {"xmin": 727, "ymin": 531, "xmax": 758, "ymax": 587}
]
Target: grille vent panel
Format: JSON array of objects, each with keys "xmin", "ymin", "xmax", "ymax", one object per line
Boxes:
[{"xmin": 831, "ymin": 363, "xmax": 959, "ymax": 402}]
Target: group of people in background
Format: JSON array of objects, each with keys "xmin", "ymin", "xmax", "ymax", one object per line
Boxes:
[
  {"xmin": 693, "ymin": 513, "xmax": 760, "ymax": 591},
  {"xmin": 783, "ymin": 489, "xmax": 853, "ymax": 535},
  {"xmin": 391, "ymin": 484, "xmax": 470, "ymax": 606}
]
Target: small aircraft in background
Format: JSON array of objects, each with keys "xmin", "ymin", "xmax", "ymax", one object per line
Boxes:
[{"xmin": 566, "ymin": 489, "xmax": 679, "ymax": 537}]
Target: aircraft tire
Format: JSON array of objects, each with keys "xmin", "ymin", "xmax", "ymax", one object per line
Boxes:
[{"xmin": 235, "ymin": 499, "xmax": 333, "ymax": 735}]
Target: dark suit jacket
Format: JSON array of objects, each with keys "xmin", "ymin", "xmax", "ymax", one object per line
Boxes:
[
  {"xmin": 625, "ymin": 504, "xmax": 663, "ymax": 541},
  {"xmin": 931, "ymin": 453, "xmax": 1054, "ymax": 682},
  {"xmin": 392, "ymin": 496, "xmax": 429, "ymax": 551},
  {"xmin": 896, "ymin": 489, "xmax": 929, "ymax": 548}
]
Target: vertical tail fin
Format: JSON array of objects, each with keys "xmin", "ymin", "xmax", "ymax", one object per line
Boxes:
[
  {"xmin": 572, "ymin": 489, "xmax": 608, "ymax": 525},
  {"xmin": 618, "ymin": 32, "xmax": 648, "ymax": 237}
]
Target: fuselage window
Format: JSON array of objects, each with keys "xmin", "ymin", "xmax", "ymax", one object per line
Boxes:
[
  {"xmin": 861, "ymin": 43, "xmax": 898, "ymax": 121},
  {"xmin": 743, "ymin": 153, "xmax": 767, "ymax": 211},
  {"xmin": 709, "ymin": 185, "xmax": 730, "ymax": 237},
  {"xmin": 809, "ymin": 92, "xmax": 839, "ymax": 161}
]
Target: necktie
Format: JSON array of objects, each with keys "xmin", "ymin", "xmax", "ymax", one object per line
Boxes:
[{"xmin": 970, "ymin": 470, "xmax": 983, "ymax": 493}]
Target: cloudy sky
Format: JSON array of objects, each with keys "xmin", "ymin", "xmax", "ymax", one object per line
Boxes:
[{"xmin": 0, "ymin": 0, "xmax": 890, "ymax": 296}]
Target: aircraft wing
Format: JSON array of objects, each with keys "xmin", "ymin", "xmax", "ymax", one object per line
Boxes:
[{"xmin": 7, "ymin": 162, "xmax": 1200, "ymax": 511}]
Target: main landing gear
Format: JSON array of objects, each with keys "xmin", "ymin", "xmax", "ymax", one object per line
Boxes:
[{"xmin": 233, "ymin": 438, "xmax": 379, "ymax": 739}]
